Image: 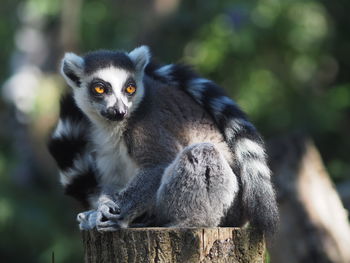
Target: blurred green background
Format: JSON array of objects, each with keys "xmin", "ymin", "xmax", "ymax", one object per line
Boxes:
[{"xmin": 0, "ymin": 0, "xmax": 349, "ymax": 262}]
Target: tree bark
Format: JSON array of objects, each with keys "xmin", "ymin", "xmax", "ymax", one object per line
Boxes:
[
  {"xmin": 268, "ymin": 134, "xmax": 350, "ymax": 263},
  {"xmin": 337, "ymin": 180, "xmax": 350, "ymax": 213},
  {"xmin": 82, "ymin": 227, "xmax": 265, "ymax": 263}
]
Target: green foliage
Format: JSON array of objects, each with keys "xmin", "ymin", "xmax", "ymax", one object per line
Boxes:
[{"xmin": 0, "ymin": 0, "xmax": 350, "ymax": 262}]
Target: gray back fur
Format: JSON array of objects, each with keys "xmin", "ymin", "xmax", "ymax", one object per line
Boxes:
[{"xmin": 124, "ymin": 75, "xmax": 233, "ymax": 169}]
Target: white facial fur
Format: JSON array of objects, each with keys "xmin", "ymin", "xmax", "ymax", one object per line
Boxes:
[{"xmin": 72, "ymin": 66, "xmax": 145, "ymax": 125}]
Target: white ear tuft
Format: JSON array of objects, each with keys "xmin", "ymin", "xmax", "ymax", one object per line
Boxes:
[
  {"xmin": 61, "ymin": 52, "xmax": 84, "ymax": 88},
  {"xmin": 128, "ymin": 46, "xmax": 151, "ymax": 73}
]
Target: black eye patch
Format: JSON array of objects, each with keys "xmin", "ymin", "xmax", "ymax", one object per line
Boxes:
[
  {"xmin": 88, "ymin": 78, "xmax": 112, "ymax": 98},
  {"xmin": 123, "ymin": 77, "xmax": 137, "ymax": 96}
]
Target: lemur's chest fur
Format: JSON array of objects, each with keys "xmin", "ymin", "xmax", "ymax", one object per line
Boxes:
[{"xmin": 92, "ymin": 125, "xmax": 139, "ymax": 191}]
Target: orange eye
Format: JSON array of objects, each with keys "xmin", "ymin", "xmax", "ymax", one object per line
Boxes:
[
  {"xmin": 94, "ymin": 86, "xmax": 105, "ymax": 94},
  {"xmin": 126, "ymin": 85, "xmax": 136, "ymax": 95}
]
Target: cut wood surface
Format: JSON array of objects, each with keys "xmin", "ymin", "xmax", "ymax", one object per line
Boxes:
[{"xmin": 82, "ymin": 227, "xmax": 265, "ymax": 263}]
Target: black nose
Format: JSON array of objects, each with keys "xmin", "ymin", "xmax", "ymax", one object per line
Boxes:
[{"xmin": 102, "ymin": 107, "xmax": 126, "ymax": 121}]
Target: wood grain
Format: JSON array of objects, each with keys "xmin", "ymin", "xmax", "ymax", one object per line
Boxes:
[{"xmin": 82, "ymin": 227, "xmax": 265, "ymax": 263}]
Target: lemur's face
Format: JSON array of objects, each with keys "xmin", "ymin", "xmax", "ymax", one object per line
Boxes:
[
  {"xmin": 75, "ymin": 66, "xmax": 143, "ymax": 122},
  {"xmin": 61, "ymin": 47, "xmax": 150, "ymax": 123},
  {"xmin": 85, "ymin": 68, "xmax": 139, "ymax": 121}
]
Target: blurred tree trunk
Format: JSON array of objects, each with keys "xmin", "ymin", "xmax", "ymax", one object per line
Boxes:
[
  {"xmin": 268, "ymin": 134, "xmax": 350, "ymax": 263},
  {"xmin": 60, "ymin": 0, "xmax": 82, "ymax": 52},
  {"xmin": 337, "ymin": 180, "xmax": 350, "ymax": 213}
]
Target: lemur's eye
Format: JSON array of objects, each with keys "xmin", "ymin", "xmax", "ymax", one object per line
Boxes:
[
  {"xmin": 94, "ymin": 85, "xmax": 105, "ymax": 94},
  {"xmin": 125, "ymin": 84, "xmax": 136, "ymax": 95}
]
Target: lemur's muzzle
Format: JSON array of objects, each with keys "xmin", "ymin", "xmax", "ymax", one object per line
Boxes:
[{"xmin": 101, "ymin": 107, "xmax": 127, "ymax": 121}]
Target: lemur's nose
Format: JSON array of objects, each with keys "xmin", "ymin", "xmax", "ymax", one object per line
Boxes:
[{"xmin": 102, "ymin": 107, "xmax": 126, "ymax": 121}]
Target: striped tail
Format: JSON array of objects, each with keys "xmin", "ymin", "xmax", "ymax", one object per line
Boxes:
[
  {"xmin": 150, "ymin": 64, "xmax": 279, "ymax": 234},
  {"xmin": 48, "ymin": 93, "xmax": 98, "ymax": 208}
]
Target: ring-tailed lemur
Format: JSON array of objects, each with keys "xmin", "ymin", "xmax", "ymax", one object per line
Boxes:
[{"xmin": 48, "ymin": 46, "xmax": 278, "ymax": 234}]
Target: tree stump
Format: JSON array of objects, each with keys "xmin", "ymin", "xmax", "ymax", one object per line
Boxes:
[{"xmin": 82, "ymin": 227, "xmax": 265, "ymax": 263}]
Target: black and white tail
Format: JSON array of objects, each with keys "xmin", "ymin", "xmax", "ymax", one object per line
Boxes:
[
  {"xmin": 48, "ymin": 94, "xmax": 98, "ymax": 208},
  {"xmin": 149, "ymin": 63, "xmax": 279, "ymax": 234}
]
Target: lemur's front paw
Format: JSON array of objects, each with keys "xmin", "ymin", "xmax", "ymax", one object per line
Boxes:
[
  {"xmin": 98, "ymin": 200, "xmax": 121, "ymax": 220},
  {"xmin": 95, "ymin": 211, "xmax": 121, "ymax": 232},
  {"xmin": 94, "ymin": 200, "xmax": 122, "ymax": 232}
]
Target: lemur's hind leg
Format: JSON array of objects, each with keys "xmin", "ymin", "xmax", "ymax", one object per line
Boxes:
[{"xmin": 156, "ymin": 143, "xmax": 238, "ymax": 227}]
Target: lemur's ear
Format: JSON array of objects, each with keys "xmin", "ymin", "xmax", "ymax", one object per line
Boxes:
[
  {"xmin": 61, "ymin": 53, "xmax": 84, "ymax": 88},
  {"xmin": 128, "ymin": 46, "xmax": 150, "ymax": 73}
]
